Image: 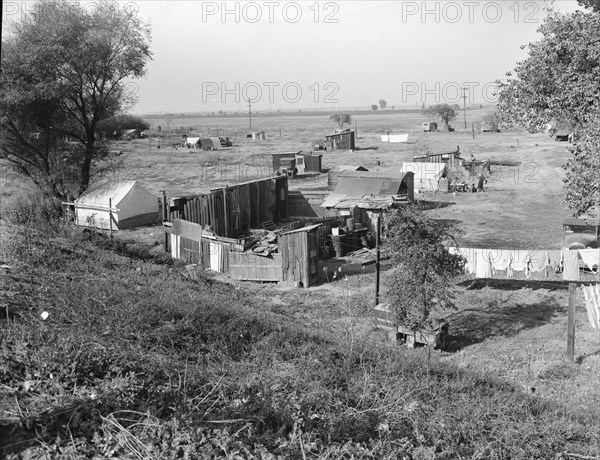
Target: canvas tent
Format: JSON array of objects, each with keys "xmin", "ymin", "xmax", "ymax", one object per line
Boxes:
[
  {"xmin": 74, "ymin": 181, "xmax": 159, "ymax": 230},
  {"xmin": 401, "ymin": 162, "xmax": 447, "ymax": 193}
]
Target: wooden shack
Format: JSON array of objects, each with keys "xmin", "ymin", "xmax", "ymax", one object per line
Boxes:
[
  {"xmin": 279, "ymin": 224, "xmax": 321, "ymax": 288},
  {"xmin": 165, "ymin": 176, "xmax": 288, "ymax": 238},
  {"xmin": 272, "ymin": 151, "xmax": 300, "ymax": 172},
  {"xmin": 302, "ymin": 153, "xmax": 323, "ymax": 172},
  {"xmin": 422, "ymin": 122, "xmax": 438, "ymax": 132},
  {"xmin": 325, "ymin": 130, "xmax": 356, "ymax": 150}
]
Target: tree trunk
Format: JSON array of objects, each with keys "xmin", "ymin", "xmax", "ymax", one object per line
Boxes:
[{"xmin": 79, "ymin": 134, "xmax": 95, "ymax": 195}]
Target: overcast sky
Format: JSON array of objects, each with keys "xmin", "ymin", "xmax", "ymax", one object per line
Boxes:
[{"xmin": 2, "ymin": 1, "xmax": 584, "ymax": 114}]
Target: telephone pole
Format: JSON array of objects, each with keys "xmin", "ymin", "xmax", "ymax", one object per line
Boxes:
[
  {"xmin": 246, "ymin": 98, "xmax": 253, "ymax": 132},
  {"xmin": 462, "ymin": 87, "xmax": 468, "ymax": 129}
]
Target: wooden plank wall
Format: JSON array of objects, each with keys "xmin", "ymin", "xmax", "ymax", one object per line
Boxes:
[
  {"xmin": 166, "ymin": 176, "xmax": 288, "ymax": 238},
  {"xmin": 228, "ymin": 253, "xmax": 283, "ymax": 282}
]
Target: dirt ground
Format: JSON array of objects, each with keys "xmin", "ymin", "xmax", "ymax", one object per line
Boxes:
[{"xmin": 113, "ymin": 108, "xmax": 573, "ymax": 249}]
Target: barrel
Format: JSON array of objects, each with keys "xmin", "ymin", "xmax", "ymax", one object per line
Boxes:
[{"xmin": 332, "ymin": 235, "xmax": 344, "ymax": 258}]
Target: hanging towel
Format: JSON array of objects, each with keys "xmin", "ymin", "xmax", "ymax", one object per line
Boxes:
[
  {"xmin": 511, "ymin": 250, "xmax": 529, "ymax": 272},
  {"xmin": 530, "ymin": 250, "xmax": 550, "ymax": 273},
  {"xmin": 459, "ymin": 247, "xmax": 477, "ymax": 275},
  {"xmin": 475, "ymin": 249, "xmax": 493, "ymax": 278},
  {"xmin": 579, "ymin": 248, "xmax": 600, "ymax": 274},
  {"xmin": 491, "ymin": 249, "xmax": 512, "ymax": 271},
  {"xmin": 562, "ymin": 250, "xmax": 581, "ymax": 281}
]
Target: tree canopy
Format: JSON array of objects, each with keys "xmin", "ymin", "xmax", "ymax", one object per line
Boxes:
[
  {"xmin": 378, "ymin": 99, "xmax": 387, "ymax": 110},
  {"xmin": 426, "ymin": 104, "xmax": 457, "ymax": 129},
  {"xmin": 329, "ymin": 113, "xmax": 352, "ymax": 129},
  {"xmin": 385, "ymin": 206, "xmax": 464, "ymax": 330},
  {"xmin": 0, "ymin": 0, "xmax": 152, "ymax": 198},
  {"xmin": 496, "ymin": 7, "xmax": 600, "ymax": 216},
  {"xmin": 497, "ymin": 10, "xmax": 600, "ymax": 133}
]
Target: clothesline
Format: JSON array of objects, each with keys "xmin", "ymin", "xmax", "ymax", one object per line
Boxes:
[{"xmin": 449, "ymin": 247, "xmax": 600, "ymax": 280}]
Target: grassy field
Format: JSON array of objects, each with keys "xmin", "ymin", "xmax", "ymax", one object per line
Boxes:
[{"xmin": 1, "ymin": 108, "xmax": 600, "ymax": 458}]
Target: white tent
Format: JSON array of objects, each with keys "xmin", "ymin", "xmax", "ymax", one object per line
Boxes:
[
  {"xmin": 74, "ymin": 181, "xmax": 159, "ymax": 230},
  {"xmin": 400, "ymin": 162, "xmax": 447, "ymax": 193}
]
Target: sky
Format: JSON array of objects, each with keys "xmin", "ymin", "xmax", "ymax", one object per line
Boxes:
[{"xmin": 2, "ymin": 0, "xmax": 585, "ymax": 114}]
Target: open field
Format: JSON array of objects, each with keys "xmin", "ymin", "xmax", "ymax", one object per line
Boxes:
[
  {"xmin": 2, "ymin": 108, "xmax": 600, "ymax": 458},
  {"xmin": 104, "ymin": 108, "xmax": 573, "ymax": 248}
]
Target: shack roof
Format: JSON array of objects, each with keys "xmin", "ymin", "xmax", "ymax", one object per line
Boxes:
[
  {"xmin": 325, "ymin": 130, "xmax": 355, "ymax": 138},
  {"xmin": 279, "ymin": 223, "xmax": 322, "ymax": 235},
  {"xmin": 322, "ymin": 172, "xmax": 413, "ymax": 209}
]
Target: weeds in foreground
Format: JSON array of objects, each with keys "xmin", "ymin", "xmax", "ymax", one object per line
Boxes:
[{"xmin": 1, "ymin": 220, "xmax": 599, "ymax": 458}]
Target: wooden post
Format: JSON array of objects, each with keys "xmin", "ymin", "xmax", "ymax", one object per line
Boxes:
[
  {"xmin": 223, "ymin": 187, "xmax": 229, "ymax": 238},
  {"xmin": 375, "ymin": 211, "xmax": 381, "ymax": 305},
  {"xmin": 108, "ymin": 198, "xmax": 113, "ymax": 239},
  {"xmin": 567, "ymin": 283, "xmax": 577, "ymax": 360},
  {"xmin": 471, "ymin": 123, "xmax": 475, "ymax": 139}
]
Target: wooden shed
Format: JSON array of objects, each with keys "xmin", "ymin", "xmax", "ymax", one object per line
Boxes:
[
  {"xmin": 272, "ymin": 151, "xmax": 300, "ymax": 172},
  {"xmin": 422, "ymin": 122, "xmax": 438, "ymax": 132},
  {"xmin": 279, "ymin": 224, "xmax": 321, "ymax": 288},
  {"xmin": 327, "ymin": 165, "xmax": 369, "ymax": 190},
  {"xmin": 326, "ymin": 130, "xmax": 356, "ymax": 151},
  {"xmin": 301, "ymin": 153, "xmax": 323, "ymax": 173}
]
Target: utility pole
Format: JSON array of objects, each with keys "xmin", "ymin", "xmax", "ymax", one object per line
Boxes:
[
  {"xmin": 375, "ymin": 211, "xmax": 381, "ymax": 305},
  {"xmin": 246, "ymin": 98, "xmax": 253, "ymax": 132},
  {"xmin": 462, "ymin": 87, "xmax": 468, "ymax": 130}
]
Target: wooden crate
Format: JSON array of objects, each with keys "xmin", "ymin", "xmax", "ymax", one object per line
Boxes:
[{"xmin": 397, "ymin": 323, "xmax": 448, "ymax": 349}]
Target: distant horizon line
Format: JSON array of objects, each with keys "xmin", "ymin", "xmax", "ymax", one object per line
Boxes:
[{"xmin": 133, "ymin": 103, "xmax": 497, "ymax": 118}]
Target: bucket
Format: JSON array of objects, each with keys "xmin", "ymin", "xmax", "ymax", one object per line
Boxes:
[{"xmin": 332, "ymin": 227, "xmax": 340, "ymax": 236}]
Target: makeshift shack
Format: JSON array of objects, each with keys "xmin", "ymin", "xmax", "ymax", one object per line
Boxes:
[
  {"xmin": 322, "ymin": 171, "xmax": 414, "ymax": 235},
  {"xmin": 327, "ymin": 165, "xmax": 369, "ymax": 190},
  {"xmin": 326, "ymin": 130, "xmax": 356, "ymax": 150},
  {"xmin": 119, "ymin": 129, "xmax": 141, "ymax": 140},
  {"xmin": 400, "ymin": 162, "xmax": 447, "ymax": 193},
  {"xmin": 74, "ymin": 180, "xmax": 159, "ymax": 230},
  {"xmin": 422, "ymin": 122, "xmax": 438, "ymax": 132},
  {"xmin": 272, "ymin": 151, "xmax": 301, "ymax": 172},
  {"xmin": 165, "ymin": 176, "xmax": 288, "ymax": 238},
  {"xmin": 247, "ymin": 131, "xmax": 266, "ymax": 141},
  {"xmin": 279, "ymin": 224, "xmax": 321, "ymax": 287},
  {"xmin": 185, "ymin": 137, "xmax": 200, "ymax": 148},
  {"xmin": 200, "ymin": 138, "xmax": 221, "ymax": 150}
]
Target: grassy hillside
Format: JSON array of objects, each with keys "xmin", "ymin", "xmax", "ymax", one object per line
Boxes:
[{"xmin": 1, "ymin": 214, "xmax": 599, "ymax": 458}]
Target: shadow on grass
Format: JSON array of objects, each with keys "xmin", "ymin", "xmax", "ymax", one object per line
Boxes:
[
  {"xmin": 443, "ymin": 294, "xmax": 565, "ymax": 352},
  {"xmin": 457, "ymin": 278, "xmax": 573, "ymax": 292}
]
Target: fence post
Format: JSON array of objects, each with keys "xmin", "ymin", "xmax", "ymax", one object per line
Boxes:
[
  {"xmin": 108, "ymin": 198, "xmax": 113, "ymax": 239},
  {"xmin": 567, "ymin": 283, "xmax": 577, "ymax": 361}
]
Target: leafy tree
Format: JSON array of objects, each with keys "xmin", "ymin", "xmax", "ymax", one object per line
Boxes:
[
  {"xmin": 329, "ymin": 113, "xmax": 352, "ymax": 129},
  {"xmin": 426, "ymin": 104, "xmax": 457, "ymax": 129},
  {"xmin": 379, "ymin": 99, "xmax": 387, "ymax": 110},
  {"xmin": 371, "ymin": 104, "xmax": 378, "ymax": 111},
  {"xmin": 563, "ymin": 122, "xmax": 600, "ymax": 217},
  {"xmin": 385, "ymin": 205, "xmax": 464, "ymax": 330},
  {"xmin": 98, "ymin": 115, "xmax": 151, "ymax": 139},
  {"xmin": 497, "ymin": 10, "xmax": 600, "ymax": 133},
  {"xmin": 578, "ymin": 0, "xmax": 600, "ymax": 12},
  {"xmin": 0, "ymin": 0, "xmax": 152, "ymax": 198},
  {"xmin": 496, "ymin": 7, "xmax": 600, "ymax": 216}
]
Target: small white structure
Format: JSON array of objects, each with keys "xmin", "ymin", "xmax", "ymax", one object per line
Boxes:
[
  {"xmin": 185, "ymin": 137, "xmax": 200, "ymax": 148},
  {"xmin": 400, "ymin": 162, "xmax": 447, "ymax": 193},
  {"xmin": 380, "ymin": 134, "xmax": 409, "ymax": 143},
  {"xmin": 74, "ymin": 181, "xmax": 159, "ymax": 230}
]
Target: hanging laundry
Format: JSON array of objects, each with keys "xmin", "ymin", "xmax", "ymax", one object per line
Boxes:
[
  {"xmin": 579, "ymin": 248, "xmax": 600, "ymax": 274},
  {"xmin": 475, "ymin": 248, "xmax": 493, "ymax": 278},
  {"xmin": 581, "ymin": 284, "xmax": 600, "ymax": 329},
  {"xmin": 562, "ymin": 250, "xmax": 581, "ymax": 281},
  {"xmin": 489, "ymin": 249, "xmax": 512, "ymax": 277}
]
